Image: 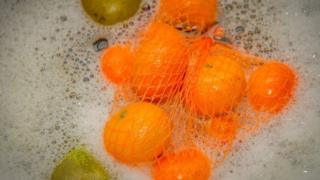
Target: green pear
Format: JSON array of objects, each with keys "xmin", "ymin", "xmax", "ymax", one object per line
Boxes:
[
  {"xmin": 81, "ymin": 0, "xmax": 142, "ymax": 25},
  {"xmin": 51, "ymin": 147, "xmax": 110, "ymax": 180}
]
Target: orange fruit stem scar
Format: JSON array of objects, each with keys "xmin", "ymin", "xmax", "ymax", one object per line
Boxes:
[{"xmin": 187, "ymin": 37, "xmax": 215, "ymax": 75}]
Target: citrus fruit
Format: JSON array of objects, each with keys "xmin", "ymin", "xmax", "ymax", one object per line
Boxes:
[
  {"xmin": 248, "ymin": 61, "xmax": 296, "ymax": 113},
  {"xmin": 131, "ymin": 22, "xmax": 188, "ymax": 102},
  {"xmin": 158, "ymin": 0, "xmax": 218, "ymax": 31},
  {"xmin": 207, "ymin": 115, "xmax": 238, "ymax": 144},
  {"xmin": 185, "ymin": 37, "xmax": 214, "ymax": 103},
  {"xmin": 206, "ymin": 115, "xmax": 239, "ymax": 163},
  {"xmin": 153, "ymin": 148, "xmax": 211, "ymax": 180},
  {"xmin": 188, "ymin": 37, "xmax": 214, "ymax": 73},
  {"xmin": 51, "ymin": 147, "xmax": 110, "ymax": 180},
  {"xmin": 81, "ymin": 0, "xmax": 141, "ymax": 25},
  {"xmin": 100, "ymin": 44, "xmax": 133, "ymax": 85},
  {"xmin": 187, "ymin": 55, "xmax": 246, "ymax": 117},
  {"xmin": 103, "ymin": 102, "xmax": 172, "ymax": 165}
]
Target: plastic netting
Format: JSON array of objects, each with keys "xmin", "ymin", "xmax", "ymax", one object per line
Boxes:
[{"xmin": 102, "ymin": 20, "xmax": 297, "ymax": 176}]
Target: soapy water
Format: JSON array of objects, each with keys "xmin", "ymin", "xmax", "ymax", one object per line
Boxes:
[{"xmin": 0, "ymin": 0, "xmax": 319, "ymax": 179}]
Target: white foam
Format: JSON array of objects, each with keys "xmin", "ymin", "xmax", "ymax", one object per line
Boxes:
[{"xmin": 0, "ymin": 0, "xmax": 319, "ymax": 180}]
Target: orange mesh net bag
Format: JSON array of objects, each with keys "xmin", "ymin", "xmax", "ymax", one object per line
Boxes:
[{"xmin": 100, "ymin": 19, "xmax": 298, "ymax": 178}]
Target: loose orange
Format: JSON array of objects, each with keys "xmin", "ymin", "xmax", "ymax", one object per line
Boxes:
[
  {"xmin": 100, "ymin": 44, "xmax": 133, "ymax": 84},
  {"xmin": 153, "ymin": 148, "xmax": 211, "ymax": 180},
  {"xmin": 131, "ymin": 22, "xmax": 188, "ymax": 102},
  {"xmin": 158, "ymin": 0, "xmax": 218, "ymax": 31},
  {"xmin": 103, "ymin": 102, "xmax": 172, "ymax": 165},
  {"xmin": 187, "ymin": 55, "xmax": 246, "ymax": 117},
  {"xmin": 248, "ymin": 61, "xmax": 297, "ymax": 113}
]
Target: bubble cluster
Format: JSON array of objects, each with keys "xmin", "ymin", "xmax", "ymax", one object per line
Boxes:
[{"xmin": 218, "ymin": 0, "xmax": 282, "ymax": 58}]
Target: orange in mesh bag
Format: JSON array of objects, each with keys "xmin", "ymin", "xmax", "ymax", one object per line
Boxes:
[
  {"xmin": 93, "ymin": 0, "xmax": 302, "ymax": 176},
  {"xmin": 157, "ymin": 0, "xmax": 218, "ymax": 32},
  {"xmin": 183, "ymin": 37, "xmax": 266, "ymax": 118},
  {"xmin": 181, "ymin": 115, "xmax": 238, "ymax": 167},
  {"xmin": 99, "ymin": 18, "xmax": 298, "ymax": 178},
  {"xmin": 153, "ymin": 148, "xmax": 211, "ymax": 180},
  {"xmin": 182, "ymin": 37, "xmax": 273, "ymax": 165},
  {"xmin": 185, "ymin": 53, "xmax": 247, "ymax": 117},
  {"xmin": 207, "ymin": 115, "xmax": 239, "ymax": 147},
  {"xmin": 100, "ymin": 44, "xmax": 133, "ymax": 85},
  {"xmin": 129, "ymin": 22, "xmax": 188, "ymax": 102},
  {"xmin": 187, "ymin": 37, "xmax": 214, "ymax": 75},
  {"xmin": 103, "ymin": 102, "xmax": 172, "ymax": 165},
  {"xmin": 248, "ymin": 61, "xmax": 297, "ymax": 114}
]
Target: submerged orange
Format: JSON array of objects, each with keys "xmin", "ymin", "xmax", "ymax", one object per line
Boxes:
[
  {"xmin": 158, "ymin": 0, "xmax": 218, "ymax": 31},
  {"xmin": 208, "ymin": 115, "xmax": 239, "ymax": 145},
  {"xmin": 100, "ymin": 44, "xmax": 133, "ymax": 85},
  {"xmin": 103, "ymin": 102, "xmax": 172, "ymax": 165},
  {"xmin": 248, "ymin": 61, "xmax": 296, "ymax": 113},
  {"xmin": 131, "ymin": 22, "xmax": 188, "ymax": 102},
  {"xmin": 153, "ymin": 148, "xmax": 211, "ymax": 180}
]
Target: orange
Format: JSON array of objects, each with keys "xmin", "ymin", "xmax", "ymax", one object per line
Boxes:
[
  {"xmin": 100, "ymin": 44, "xmax": 133, "ymax": 84},
  {"xmin": 188, "ymin": 37, "xmax": 214, "ymax": 73},
  {"xmin": 248, "ymin": 61, "xmax": 297, "ymax": 113},
  {"xmin": 131, "ymin": 22, "xmax": 188, "ymax": 102},
  {"xmin": 185, "ymin": 37, "xmax": 214, "ymax": 104},
  {"xmin": 103, "ymin": 102, "xmax": 172, "ymax": 165},
  {"xmin": 208, "ymin": 115, "xmax": 238, "ymax": 144},
  {"xmin": 187, "ymin": 55, "xmax": 246, "ymax": 117},
  {"xmin": 158, "ymin": 0, "xmax": 218, "ymax": 31},
  {"xmin": 153, "ymin": 148, "xmax": 211, "ymax": 180},
  {"xmin": 207, "ymin": 115, "xmax": 239, "ymax": 163}
]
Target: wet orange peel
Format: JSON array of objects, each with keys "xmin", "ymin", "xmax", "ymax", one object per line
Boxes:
[
  {"xmin": 248, "ymin": 61, "xmax": 297, "ymax": 114},
  {"xmin": 153, "ymin": 148, "xmax": 211, "ymax": 180},
  {"xmin": 158, "ymin": 0, "xmax": 218, "ymax": 32}
]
